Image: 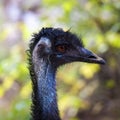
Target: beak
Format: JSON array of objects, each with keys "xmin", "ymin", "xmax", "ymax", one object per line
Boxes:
[{"xmin": 77, "ymin": 47, "xmax": 105, "ymax": 64}]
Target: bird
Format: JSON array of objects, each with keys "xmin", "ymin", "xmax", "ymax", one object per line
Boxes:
[{"xmin": 28, "ymin": 27, "xmax": 105, "ymax": 120}]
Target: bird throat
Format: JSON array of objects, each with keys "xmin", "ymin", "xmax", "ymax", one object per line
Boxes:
[{"xmin": 32, "ymin": 57, "xmax": 61, "ymax": 120}]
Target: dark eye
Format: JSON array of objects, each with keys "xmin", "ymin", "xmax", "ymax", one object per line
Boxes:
[{"xmin": 56, "ymin": 44, "xmax": 67, "ymax": 53}]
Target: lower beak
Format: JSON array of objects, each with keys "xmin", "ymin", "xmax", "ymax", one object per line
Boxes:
[{"xmin": 77, "ymin": 48, "xmax": 105, "ymax": 64}]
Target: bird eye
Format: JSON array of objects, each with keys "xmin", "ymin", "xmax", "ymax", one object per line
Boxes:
[{"xmin": 56, "ymin": 45, "xmax": 67, "ymax": 53}]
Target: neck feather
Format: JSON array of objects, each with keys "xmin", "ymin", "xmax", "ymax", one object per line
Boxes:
[{"xmin": 31, "ymin": 58, "xmax": 61, "ymax": 120}]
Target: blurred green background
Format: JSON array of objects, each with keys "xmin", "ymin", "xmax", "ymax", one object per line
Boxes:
[{"xmin": 0, "ymin": 0, "xmax": 120, "ymax": 120}]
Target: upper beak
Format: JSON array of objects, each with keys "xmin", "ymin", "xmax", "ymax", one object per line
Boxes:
[{"xmin": 77, "ymin": 47, "xmax": 105, "ymax": 64}]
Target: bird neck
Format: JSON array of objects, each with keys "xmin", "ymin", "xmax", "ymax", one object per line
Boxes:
[{"xmin": 31, "ymin": 58, "xmax": 61, "ymax": 120}]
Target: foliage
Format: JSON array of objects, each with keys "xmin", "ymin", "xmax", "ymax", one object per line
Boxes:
[{"xmin": 0, "ymin": 0, "xmax": 120, "ymax": 120}]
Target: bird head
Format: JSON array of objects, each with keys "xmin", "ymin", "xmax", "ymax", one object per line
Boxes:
[{"xmin": 30, "ymin": 28, "xmax": 105, "ymax": 67}]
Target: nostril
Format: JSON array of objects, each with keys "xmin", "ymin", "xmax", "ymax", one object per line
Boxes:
[{"xmin": 88, "ymin": 55, "xmax": 96, "ymax": 59}]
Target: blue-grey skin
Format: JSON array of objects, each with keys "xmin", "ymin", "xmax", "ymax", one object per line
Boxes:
[{"xmin": 28, "ymin": 28, "xmax": 105, "ymax": 120}]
